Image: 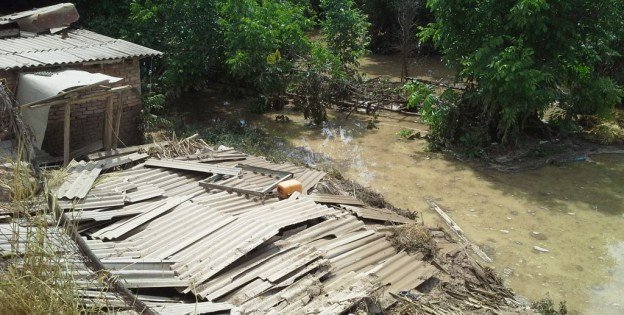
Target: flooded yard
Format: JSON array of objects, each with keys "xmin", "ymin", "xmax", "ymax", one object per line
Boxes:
[
  {"xmin": 176, "ymin": 54, "xmax": 624, "ymax": 314},
  {"xmin": 250, "ymin": 110, "xmax": 624, "ymax": 314}
]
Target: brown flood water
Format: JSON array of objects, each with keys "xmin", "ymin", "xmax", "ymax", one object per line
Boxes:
[
  {"xmin": 182, "ymin": 55, "xmax": 624, "ymax": 314},
  {"xmin": 251, "ymin": 111, "xmax": 624, "ymax": 315}
]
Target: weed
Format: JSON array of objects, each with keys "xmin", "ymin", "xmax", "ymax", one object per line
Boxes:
[
  {"xmin": 388, "ymin": 223, "xmax": 437, "ymax": 258},
  {"xmin": 0, "ymin": 141, "xmax": 88, "ymax": 314},
  {"xmin": 586, "ymin": 121, "xmax": 624, "ymax": 144},
  {"xmin": 396, "ymin": 128, "xmax": 420, "ymax": 140},
  {"xmin": 532, "ymin": 298, "xmax": 568, "ymax": 315},
  {"xmin": 459, "ymin": 132, "xmax": 485, "ymax": 158}
]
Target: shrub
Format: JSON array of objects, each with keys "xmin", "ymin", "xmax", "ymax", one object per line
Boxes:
[{"xmin": 420, "ymin": 0, "xmax": 624, "ymax": 145}]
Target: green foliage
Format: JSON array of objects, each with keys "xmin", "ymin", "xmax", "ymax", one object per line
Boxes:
[
  {"xmin": 220, "ymin": 0, "xmax": 312, "ymax": 101},
  {"xmin": 74, "ymin": 0, "xmax": 370, "ymax": 124},
  {"xmin": 421, "ymin": 0, "xmax": 624, "ymax": 145},
  {"xmin": 320, "ymin": 0, "xmax": 371, "ymax": 69},
  {"xmin": 130, "ymin": 0, "xmax": 223, "ymax": 89},
  {"xmin": 75, "ymin": 0, "xmax": 133, "ymax": 38},
  {"xmin": 396, "ymin": 128, "xmax": 420, "ymax": 140},
  {"xmin": 141, "ymin": 93, "xmax": 173, "ymax": 133},
  {"xmin": 532, "ymin": 298, "xmax": 568, "ymax": 315},
  {"xmin": 183, "ymin": 119, "xmax": 289, "ymax": 160},
  {"xmin": 292, "ymin": 44, "xmax": 350, "ymax": 124},
  {"xmin": 402, "ymin": 82, "xmax": 460, "ymax": 149}
]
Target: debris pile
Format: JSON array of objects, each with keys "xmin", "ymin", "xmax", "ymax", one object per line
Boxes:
[{"xmin": 2, "ymin": 139, "xmax": 524, "ymax": 314}]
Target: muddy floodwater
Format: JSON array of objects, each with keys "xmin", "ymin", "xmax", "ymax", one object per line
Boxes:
[
  {"xmin": 180, "ymin": 55, "xmax": 624, "ymax": 314},
  {"xmin": 250, "ymin": 110, "xmax": 624, "ymax": 315}
]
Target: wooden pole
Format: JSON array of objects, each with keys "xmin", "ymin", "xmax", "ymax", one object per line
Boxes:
[
  {"xmin": 112, "ymin": 91, "xmax": 123, "ymax": 149},
  {"xmin": 63, "ymin": 103, "xmax": 71, "ymax": 166},
  {"xmin": 103, "ymin": 95, "xmax": 114, "ymax": 151}
]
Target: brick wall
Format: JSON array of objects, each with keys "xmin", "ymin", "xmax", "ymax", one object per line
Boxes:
[{"xmin": 0, "ymin": 58, "xmax": 143, "ymax": 154}]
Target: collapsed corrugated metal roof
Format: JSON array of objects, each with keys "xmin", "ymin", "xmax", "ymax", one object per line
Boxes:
[
  {"xmin": 0, "ymin": 29, "xmax": 162, "ymax": 70},
  {"xmin": 45, "ymin": 143, "xmax": 457, "ymax": 314},
  {"xmin": 3, "ymin": 140, "xmax": 521, "ymax": 314}
]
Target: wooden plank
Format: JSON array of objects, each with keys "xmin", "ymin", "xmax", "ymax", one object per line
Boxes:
[
  {"xmin": 425, "ymin": 198, "xmax": 492, "ymax": 263},
  {"xmin": 25, "ymin": 85, "xmax": 133, "ymax": 109},
  {"xmin": 87, "ymin": 141, "xmax": 170, "ymax": 161},
  {"xmin": 112, "ymin": 91, "xmax": 123, "ymax": 150},
  {"xmin": 63, "ymin": 103, "xmax": 71, "ymax": 166},
  {"xmin": 103, "ymin": 95, "xmax": 114, "ymax": 150},
  {"xmin": 199, "ymin": 181, "xmax": 268, "ymax": 198}
]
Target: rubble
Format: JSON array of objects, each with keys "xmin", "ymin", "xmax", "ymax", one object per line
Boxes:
[{"xmin": 1, "ymin": 139, "xmax": 526, "ymax": 314}]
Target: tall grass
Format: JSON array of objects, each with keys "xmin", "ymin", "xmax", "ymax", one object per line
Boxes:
[{"xmin": 0, "ymin": 139, "xmax": 89, "ymax": 314}]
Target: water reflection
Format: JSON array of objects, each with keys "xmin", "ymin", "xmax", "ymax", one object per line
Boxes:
[{"xmin": 587, "ymin": 242, "xmax": 624, "ymax": 314}]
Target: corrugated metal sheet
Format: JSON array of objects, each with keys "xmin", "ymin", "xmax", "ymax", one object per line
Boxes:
[
  {"xmin": 147, "ymin": 301, "xmax": 239, "ymax": 315},
  {"xmin": 171, "ymin": 199, "xmax": 339, "ymax": 292},
  {"xmin": 301, "ymin": 193, "xmax": 366, "ymax": 206},
  {"xmin": 192, "ymin": 191, "xmax": 278, "ymax": 216},
  {"xmin": 69, "ymin": 207, "xmax": 144, "ymax": 222},
  {"xmin": 91, "ymin": 195, "xmax": 197, "ymax": 240},
  {"xmin": 58, "ymin": 192, "xmax": 125, "ymax": 210},
  {"xmin": 44, "ymin": 148, "xmax": 445, "ymax": 313},
  {"xmin": 200, "ymin": 165, "xmax": 293, "ymax": 197},
  {"xmin": 342, "ymin": 205, "xmax": 414, "ymax": 224},
  {"xmin": 145, "ymin": 159, "xmax": 242, "ymax": 176},
  {"xmin": 0, "ymin": 29, "xmax": 162, "ymax": 70},
  {"xmin": 124, "ymin": 184, "xmax": 165, "ymax": 203},
  {"xmin": 126, "ymin": 202, "xmax": 238, "ymax": 259},
  {"xmin": 197, "ymin": 246, "xmax": 326, "ymax": 301},
  {"xmin": 55, "ymin": 166, "xmax": 101, "ymax": 199},
  {"xmin": 216, "ymin": 156, "xmax": 326, "ymax": 194}
]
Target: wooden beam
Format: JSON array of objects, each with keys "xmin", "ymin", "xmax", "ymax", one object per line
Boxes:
[
  {"xmin": 103, "ymin": 95, "xmax": 114, "ymax": 150},
  {"xmin": 112, "ymin": 91, "xmax": 123, "ymax": 149},
  {"xmin": 24, "ymin": 85, "xmax": 134, "ymax": 109},
  {"xmin": 19, "ymin": 80, "xmax": 110, "ymax": 108},
  {"xmin": 63, "ymin": 103, "xmax": 71, "ymax": 166}
]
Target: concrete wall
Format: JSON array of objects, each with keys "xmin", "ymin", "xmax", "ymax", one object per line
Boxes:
[{"xmin": 0, "ymin": 58, "xmax": 143, "ymax": 155}]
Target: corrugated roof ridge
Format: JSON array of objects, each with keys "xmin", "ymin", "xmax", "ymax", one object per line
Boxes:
[{"xmin": 0, "ymin": 28, "xmax": 162, "ymax": 70}]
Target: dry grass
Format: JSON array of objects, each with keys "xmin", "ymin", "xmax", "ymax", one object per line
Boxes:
[
  {"xmin": 587, "ymin": 121, "xmax": 624, "ymax": 145},
  {"xmin": 0, "ymin": 140, "xmax": 89, "ymax": 314},
  {"xmin": 388, "ymin": 223, "xmax": 437, "ymax": 258}
]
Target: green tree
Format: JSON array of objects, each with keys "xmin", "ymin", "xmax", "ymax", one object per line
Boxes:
[
  {"xmin": 219, "ymin": 0, "xmax": 312, "ymax": 109},
  {"xmin": 420, "ymin": 0, "xmax": 623, "ymax": 145},
  {"xmin": 320, "ymin": 0, "xmax": 370, "ymax": 69},
  {"xmin": 130, "ymin": 0, "xmax": 223, "ymax": 90}
]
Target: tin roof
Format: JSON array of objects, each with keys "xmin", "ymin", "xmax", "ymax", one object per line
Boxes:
[{"xmin": 0, "ymin": 29, "xmax": 162, "ymax": 70}]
